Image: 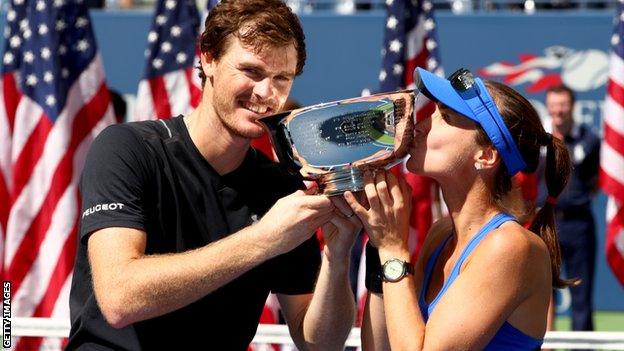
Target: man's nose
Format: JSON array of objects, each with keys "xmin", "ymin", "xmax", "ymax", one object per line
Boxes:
[{"xmin": 253, "ymin": 77, "xmax": 273, "ymax": 100}]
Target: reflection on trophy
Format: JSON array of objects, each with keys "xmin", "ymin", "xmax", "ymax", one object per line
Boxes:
[{"xmin": 259, "ymin": 90, "xmax": 415, "ymax": 196}]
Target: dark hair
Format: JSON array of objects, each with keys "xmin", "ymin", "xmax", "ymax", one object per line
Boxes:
[
  {"xmin": 108, "ymin": 89, "xmax": 127, "ymax": 124},
  {"xmin": 475, "ymin": 81, "xmax": 576, "ymax": 288},
  {"xmin": 197, "ymin": 0, "xmax": 306, "ymax": 87},
  {"xmin": 546, "ymin": 84, "xmax": 576, "ymax": 106}
]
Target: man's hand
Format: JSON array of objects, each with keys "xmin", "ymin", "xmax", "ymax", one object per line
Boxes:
[
  {"xmin": 257, "ymin": 187, "xmax": 334, "ymax": 255},
  {"xmin": 279, "ymin": 192, "xmax": 359, "ymax": 351},
  {"xmin": 322, "ymin": 195, "xmax": 362, "ymax": 263}
]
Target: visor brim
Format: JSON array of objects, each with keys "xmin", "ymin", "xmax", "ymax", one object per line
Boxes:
[{"xmin": 414, "ymin": 67, "xmax": 478, "ymax": 124}]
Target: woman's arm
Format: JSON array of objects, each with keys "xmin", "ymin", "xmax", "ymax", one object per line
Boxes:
[
  {"xmin": 347, "ymin": 170, "xmax": 547, "ymax": 351},
  {"xmin": 346, "ymin": 170, "xmax": 426, "ymax": 350},
  {"xmin": 361, "ymin": 218, "xmax": 451, "ymax": 351}
]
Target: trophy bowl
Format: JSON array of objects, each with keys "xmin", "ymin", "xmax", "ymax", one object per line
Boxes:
[{"xmin": 259, "ymin": 90, "xmax": 415, "ymax": 196}]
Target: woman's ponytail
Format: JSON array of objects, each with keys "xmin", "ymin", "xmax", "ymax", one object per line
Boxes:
[{"xmin": 528, "ymin": 133, "xmax": 579, "ymax": 288}]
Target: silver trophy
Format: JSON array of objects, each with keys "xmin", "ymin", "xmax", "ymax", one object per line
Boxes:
[{"xmin": 259, "ymin": 90, "xmax": 415, "ymax": 196}]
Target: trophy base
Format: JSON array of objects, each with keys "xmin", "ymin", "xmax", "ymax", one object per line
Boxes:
[{"xmin": 318, "ymin": 168, "xmax": 365, "ymax": 196}]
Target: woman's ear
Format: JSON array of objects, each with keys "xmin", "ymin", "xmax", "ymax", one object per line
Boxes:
[{"xmin": 474, "ymin": 146, "xmax": 499, "ymax": 171}]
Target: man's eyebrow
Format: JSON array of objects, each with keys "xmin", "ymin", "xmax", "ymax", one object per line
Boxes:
[
  {"xmin": 238, "ymin": 62, "xmax": 295, "ymax": 78},
  {"xmin": 238, "ymin": 62, "xmax": 263, "ymax": 71}
]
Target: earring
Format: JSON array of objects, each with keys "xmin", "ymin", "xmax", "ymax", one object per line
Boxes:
[{"xmin": 474, "ymin": 162, "xmax": 483, "ymax": 170}]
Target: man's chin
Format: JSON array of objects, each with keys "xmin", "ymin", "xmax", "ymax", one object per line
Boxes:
[
  {"xmin": 230, "ymin": 125, "xmax": 266, "ymax": 140},
  {"xmin": 248, "ymin": 130, "xmax": 267, "ymax": 139}
]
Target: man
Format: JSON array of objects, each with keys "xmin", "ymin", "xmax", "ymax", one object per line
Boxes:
[
  {"xmin": 543, "ymin": 84, "xmax": 600, "ymax": 332},
  {"xmin": 67, "ymin": 1, "xmax": 358, "ymax": 349}
]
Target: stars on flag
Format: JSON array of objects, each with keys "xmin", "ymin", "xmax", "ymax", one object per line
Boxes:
[
  {"xmin": 176, "ymin": 52, "xmax": 187, "ymax": 64},
  {"xmin": 56, "ymin": 19, "xmax": 66, "ymax": 31},
  {"xmin": 393, "ymin": 63, "xmax": 404, "ymax": 75},
  {"xmin": 379, "ymin": 0, "xmax": 442, "ymax": 88},
  {"xmin": 156, "ymin": 15, "xmax": 167, "ymax": 25},
  {"xmin": 43, "ymin": 71, "xmax": 54, "ymax": 83},
  {"xmin": 387, "ymin": 16, "xmax": 398, "ymax": 30},
  {"xmin": 142, "ymin": 0, "xmax": 199, "ymax": 76},
  {"xmin": 134, "ymin": 0, "xmax": 203, "ymax": 121},
  {"xmin": 1, "ymin": 0, "xmax": 97, "ymax": 120},
  {"xmin": 24, "ymin": 50, "xmax": 34, "ymax": 63},
  {"xmin": 389, "ymin": 39, "xmax": 402, "ymax": 53}
]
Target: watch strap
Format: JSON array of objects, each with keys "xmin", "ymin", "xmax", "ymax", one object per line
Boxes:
[{"xmin": 405, "ymin": 261, "xmax": 415, "ymax": 275}]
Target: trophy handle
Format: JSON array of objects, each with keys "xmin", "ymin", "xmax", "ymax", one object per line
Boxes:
[{"xmin": 258, "ymin": 111, "xmax": 304, "ymax": 178}]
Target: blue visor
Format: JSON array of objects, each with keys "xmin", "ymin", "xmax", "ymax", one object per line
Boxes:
[{"xmin": 414, "ymin": 67, "xmax": 527, "ymax": 176}]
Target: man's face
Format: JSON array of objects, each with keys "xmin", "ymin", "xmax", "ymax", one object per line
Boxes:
[
  {"xmin": 203, "ymin": 37, "xmax": 297, "ymax": 139},
  {"xmin": 546, "ymin": 91, "xmax": 574, "ymax": 130}
]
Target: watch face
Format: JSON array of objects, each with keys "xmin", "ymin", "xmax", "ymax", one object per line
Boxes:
[{"xmin": 383, "ymin": 260, "xmax": 405, "ymax": 281}]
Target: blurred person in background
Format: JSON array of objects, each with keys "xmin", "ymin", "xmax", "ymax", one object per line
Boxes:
[
  {"xmin": 67, "ymin": 1, "xmax": 358, "ymax": 349},
  {"xmin": 541, "ymin": 84, "xmax": 600, "ymax": 333}
]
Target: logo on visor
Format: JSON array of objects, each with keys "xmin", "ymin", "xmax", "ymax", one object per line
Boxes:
[{"xmin": 478, "ymin": 46, "xmax": 608, "ymax": 93}]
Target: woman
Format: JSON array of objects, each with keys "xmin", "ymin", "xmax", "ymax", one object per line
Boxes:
[{"xmin": 344, "ymin": 68, "xmax": 574, "ymax": 350}]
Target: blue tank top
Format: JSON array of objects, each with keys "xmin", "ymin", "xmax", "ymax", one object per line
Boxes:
[{"xmin": 419, "ymin": 213, "xmax": 543, "ymax": 351}]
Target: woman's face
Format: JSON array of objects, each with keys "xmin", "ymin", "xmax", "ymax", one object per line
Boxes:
[{"xmin": 406, "ymin": 103, "xmax": 483, "ymax": 179}]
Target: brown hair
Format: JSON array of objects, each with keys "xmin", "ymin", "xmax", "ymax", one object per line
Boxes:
[
  {"xmin": 546, "ymin": 84, "xmax": 576, "ymax": 106},
  {"xmin": 476, "ymin": 81, "xmax": 576, "ymax": 288},
  {"xmin": 197, "ymin": 0, "xmax": 306, "ymax": 87}
]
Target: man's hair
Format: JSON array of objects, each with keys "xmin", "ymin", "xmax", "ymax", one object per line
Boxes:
[
  {"xmin": 197, "ymin": 0, "xmax": 306, "ymax": 87},
  {"xmin": 546, "ymin": 84, "xmax": 576, "ymax": 106}
]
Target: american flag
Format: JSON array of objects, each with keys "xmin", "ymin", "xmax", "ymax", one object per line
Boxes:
[
  {"xmin": 134, "ymin": 0, "xmax": 202, "ymax": 121},
  {"xmin": 0, "ymin": 0, "xmax": 115, "ymax": 349},
  {"xmin": 600, "ymin": 0, "xmax": 624, "ymax": 286},
  {"xmin": 355, "ymin": 0, "xmax": 443, "ymax": 326},
  {"xmin": 379, "ymin": 0, "xmax": 442, "ymax": 262}
]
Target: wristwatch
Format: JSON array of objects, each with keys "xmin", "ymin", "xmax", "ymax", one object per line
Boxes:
[{"xmin": 382, "ymin": 258, "xmax": 414, "ymax": 282}]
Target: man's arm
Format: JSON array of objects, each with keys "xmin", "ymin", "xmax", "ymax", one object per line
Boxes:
[
  {"xmin": 278, "ymin": 197, "xmax": 360, "ymax": 351},
  {"xmin": 361, "ymin": 292, "xmax": 390, "ymax": 351},
  {"xmin": 278, "ymin": 249, "xmax": 355, "ymax": 351},
  {"xmin": 89, "ymin": 189, "xmax": 334, "ymax": 328}
]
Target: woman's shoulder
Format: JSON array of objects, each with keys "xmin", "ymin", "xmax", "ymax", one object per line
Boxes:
[{"xmin": 472, "ymin": 221, "xmax": 551, "ymax": 281}]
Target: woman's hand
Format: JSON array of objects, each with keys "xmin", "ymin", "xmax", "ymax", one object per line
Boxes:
[{"xmin": 344, "ymin": 170, "xmax": 412, "ymax": 254}]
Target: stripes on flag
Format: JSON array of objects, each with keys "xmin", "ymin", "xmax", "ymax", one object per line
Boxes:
[
  {"xmin": 600, "ymin": 0, "xmax": 624, "ymax": 286},
  {"xmin": 133, "ymin": 0, "xmax": 201, "ymax": 121},
  {"xmin": 0, "ymin": 0, "xmax": 115, "ymax": 349}
]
